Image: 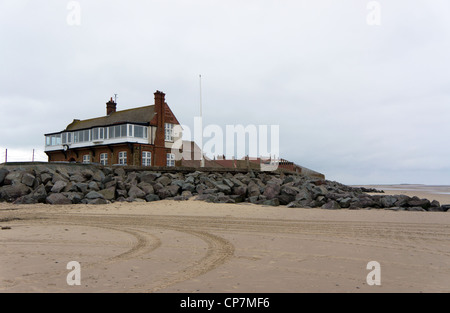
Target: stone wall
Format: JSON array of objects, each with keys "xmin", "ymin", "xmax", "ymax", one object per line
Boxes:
[{"xmin": 0, "ymin": 163, "xmax": 448, "ymax": 211}]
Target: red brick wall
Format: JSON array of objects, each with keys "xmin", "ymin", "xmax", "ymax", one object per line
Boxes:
[{"xmin": 46, "ymin": 143, "xmax": 173, "ymax": 167}]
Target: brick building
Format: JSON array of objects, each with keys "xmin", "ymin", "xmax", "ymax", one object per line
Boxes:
[{"xmin": 44, "ymin": 91, "xmax": 182, "ymax": 167}]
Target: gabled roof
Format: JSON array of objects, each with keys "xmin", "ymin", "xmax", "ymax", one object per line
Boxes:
[{"xmin": 65, "ymin": 105, "xmax": 155, "ymax": 131}]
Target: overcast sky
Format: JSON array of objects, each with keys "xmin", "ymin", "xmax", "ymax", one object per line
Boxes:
[{"xmin": 1, "ymin": 0, "xmax": 449, "ymax": 185}]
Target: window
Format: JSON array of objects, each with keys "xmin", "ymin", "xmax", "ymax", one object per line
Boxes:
[
  {"xmin": 100, "ymin": 153, "xmax": 108, "ymax": 166},
  {"xmin": 121, "ymin": 124, "xmax": 127, "ymax": 137},
  {"xmin": 166, "ymin": 153, "xmax": 175, "ymax": 167},
  {"xmin": 109, "ymin": 126, "xmax": 115, "ymax": 139},
  {"xmin": 92, "ymin": 128, "xmax": 99, "ymax": 140},
  {"xmin": 134, "ymin": 125, "xmax": 144, "ymax": 138},
  {"xmin": 83, "ymin": 154, "xmax": 91, "ymax": 164},
  {"xmin": 142, "ymin": 151, "xmax": 151, "ymax": 166},
  {"xmin": 67, "ymin": 132, "xmax": 72, "ymax": 143},
  {"xmin": 46, "ymin": 134, "xmax": 62, "ymax": 146},
  {"xmin": 118, "ymin": 151, "xmax": 127, "ymax": 165},
  {"xmin": 165, "ymin": 123, "xmax": 173, "ymax": 141}
]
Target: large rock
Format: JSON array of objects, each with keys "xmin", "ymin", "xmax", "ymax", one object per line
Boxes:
[
  {"xmin": 51, "ymin": 180, "xmax": 67, "ymax": 193},
  {"xmin": 407, "ymin": 197, "xmax": 431, "ymax": 210},
  {"xmin": 181, "ymin": 182, "xmax": 196, "ymax": 193},
  {"xmin": 232, "ymin": 185, "xmax": 247, "ymax": 197},
  {"xmin": 85, "ymin": 191, "xmax": 105, "ymax": 200},
  {"xmin": 140, "ymin": 172, "xmax": 161, "ymax": 183},
  {"xmin": 128, "ymin": 185, "xmax": 146, "ymax": 199},
  {"xmin": 156, "ymin": 175, "xmax": 172, "ymax": 187},
  {"xmin": 145, "ymin": 194, "xmax": 160, "ymax": 202},
  {"xmin": 98, "ymin": 187, "xmax": 116, "ymax": 201},
  {"xmin": 21, "ymin": 173, "xmax": 36, "ymax": 187},
  {"xmin": 263, "ymin": 182, "xmax": 281, "ymax": 200},
  {"xmin": 158, "ymin": 185, "xmax": 180, "ymax": 199},
  {"xmin": 214, "ymin": 183, "xmax": 231, "ymax": 195},
  {"xmin": 40, "ymin": 173, "xmax": 53, "ymax": 185},
  {"xmin": 46, "ymin": 193, "xmax": 72, "ymax": 205},
  {"xmin": 380, "ymin": 195, "xmax": 398, "ymax": 208},
  {"xmin": 0, "ymin": 183, "xmax": 31, "ymax": 201},
  {"xmin": 0, "ymin": 168, "xmax": 9, "ymax": 185},
  {"xmin": 4, "ymin": 171, "xmax": 23, "ymax": 185},
  {"xmin": 322, "ymin": 200, "xmax": 341, "ymax": 210},
  {"xmin": 247, "ymin": 181, "xmax": 261, "ymax": 197},
  {"xmin": 138, "ymin": 182, "xmax": 155, "ymax": 195}
]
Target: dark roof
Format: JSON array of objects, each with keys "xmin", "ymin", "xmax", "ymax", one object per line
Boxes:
[{"xmin": 65, "ymin": 105, "xmax": 155, "ymax": 131}]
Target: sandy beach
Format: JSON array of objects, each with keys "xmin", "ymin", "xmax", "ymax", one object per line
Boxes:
[{"xmin": 0, "ymin": 184, "xmax": 449, "ymax": 293}]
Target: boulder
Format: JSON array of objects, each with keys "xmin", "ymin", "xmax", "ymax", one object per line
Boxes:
[
  {"xmin": 394, "ymin": 195, "xmax": 411, "ymax": 207},
  {"xmin": 214, "ymin": 183, "xmax": 231, "ymax": 195},
  {"xmin": 380, "ymin": 195, "xmax": 398, "ymax": 208},
  {"xmin": 232, "ymin": 185, "xmax": 247, "ymax": 197},
  {"xmin": 40, "ymin": 173, "xmax": 53, "ymax": 185},
  {"xmin": 158, "ymin": 185, "xmax": 181, "ymax": 199},
  {"xmin": 63, "ymin": 192, "xmax": 83, "ymax": 204},
  {"xmin": 322, "ymin": 200, "xmax": 341, "ymax": 210},
  {"xmin": 21, "ymin": 173, "xmax": 36, "ymax": 187},
  {"xmin": 51, "ymin": 180, "xmax": 67, "ymax": 193},
  {"xmin": 0, "ymin": 183, "xmax": 31, "ymax": 201},
  {"xmin": 262, "ymin": 198, "xmax": 280, "ymax": 206},
  {"xmin": 85, "ymin": 191, "xmax": 105, "ymax": 200},
  {"xmin": 128, "ymin": 185, "xmax": 146, "ymax": 199},
  {"xmin": 145, "ymin": 194, "xmax": 160, "ymax": 202},
  {"xmin": 338, "ymin": 197, "xmax": 352, "ymax": 208},
  {"xmin": 181, "ymin": 182, "xmax": 196, "ymax": 193},
  {"xmin": 430, "ymin": 200, "xmax": 440, "ymax": 208},
  {"xmin": 156, "ymin": 175, "xmax": 172, "ymax": 187},
  {"xmin": 92, "ymin": 170, "xmax": 105, "ymax": 182},
  {"xmin": 75, "ymin": 183, "xmax": 89, "ymax": 194},
  {"xmin": 46, "ymin": 193, "xmax": 72, "ymax": 205},
  {"xmin": 247, "ymin": 181, "xmax": 261, "ymax": 198},
  {"xmin": 31, "ymin": 184, "xmax": 48, "ymax": 203},
  {"xmin": 140, "ymin": 172, "xmax": 161, "ymax": 183},
  {"xmin": 114, "ymin": 167, "xmax": 126, "ymax": 177},
  {"xmin": 0, "ymin": 168, "xmax": 9, "ymax": 185},
  {"xmin": 70, "ymin": 174, "xmax": 86, "ymax": 183},
  {"xmin": 88, "ymin": 198, "xmax": 108, "ymax": 205},
  {"xmin": 407, "ymin": 197, "xmax": 431, "ymax": 210},
  {"xmin": 88, "ymin": 181, "xmax": 100, "ymax": 191},
  {"xmin": 4, "ymin": 171, "xmax": 23, "ymax": 185},
  {"xmin": 98, "ymin": 187, "xmax": 116, "ymax": 201},
  {"xmin": 137, "ymin": 182, "xmax": 155, "ymax": 195}
]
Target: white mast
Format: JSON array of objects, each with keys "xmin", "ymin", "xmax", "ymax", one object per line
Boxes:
[{"xmin": 199, "ymin": 74, "xmax": 205, "ymax": 167}]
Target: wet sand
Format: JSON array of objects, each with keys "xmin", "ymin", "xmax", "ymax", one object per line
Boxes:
[{"xmin": 0, "ymin": 185, "xmax": 449, "ymax": 293}]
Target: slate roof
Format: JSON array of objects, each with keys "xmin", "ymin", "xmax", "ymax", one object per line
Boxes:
[{"xmin": 65, "ymin": 105, "xmax": 155, "ymax": 131}]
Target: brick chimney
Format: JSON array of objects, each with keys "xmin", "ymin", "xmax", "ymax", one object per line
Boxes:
[
  {"xmin": 154, "ymin": 90, "xmax": 166, "ymax": 166},
  {"xmin": 106, "ymin": 97, "xmax": 117, "ymax": 115}
]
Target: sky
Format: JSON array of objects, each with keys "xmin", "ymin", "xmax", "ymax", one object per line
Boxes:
[{"xmin": 0, "ymin": 0, "xmax": 449, "ymax": 185}]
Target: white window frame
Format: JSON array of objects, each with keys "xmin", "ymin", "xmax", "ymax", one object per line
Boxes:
[
  {"xmin": 165, "ymin": 123, "xmax": 173, "ymax": 141},
  {"xmin": 83, "ymin": 154, "xmax": 91, "ymax": 164},
  {"xmin": 118, "ymin": 151, "xmax": 127, "ymax": 165},
  {"xmin": 142, "ymin": 151, "xmax": 151, "ymax": 166},
  {"xmin": 166, "ymin": 153, "xmax": 175, "ymax": 167},
  {"xmin": 100, "ymin": 153, "xmax": 108, "ymax": 166}
]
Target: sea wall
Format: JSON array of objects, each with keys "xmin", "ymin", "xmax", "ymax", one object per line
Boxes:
[{"xmin": 0, "ymin": 163, "xmax": 448, "ymax": 211}]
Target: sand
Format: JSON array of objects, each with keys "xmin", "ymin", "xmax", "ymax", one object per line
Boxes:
[{"xmin": 0, "ymin": 185, "xmax": 449, "ymax": 293}]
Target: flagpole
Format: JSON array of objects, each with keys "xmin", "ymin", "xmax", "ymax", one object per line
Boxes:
[{"xmin": 199, "ymin": 74, "xmax": 205, "ymax": 167}]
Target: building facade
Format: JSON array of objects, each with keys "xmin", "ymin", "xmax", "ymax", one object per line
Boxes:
[{"xmin": 44, "ymin": 91, "xmax": 182, "ymax": 167}]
